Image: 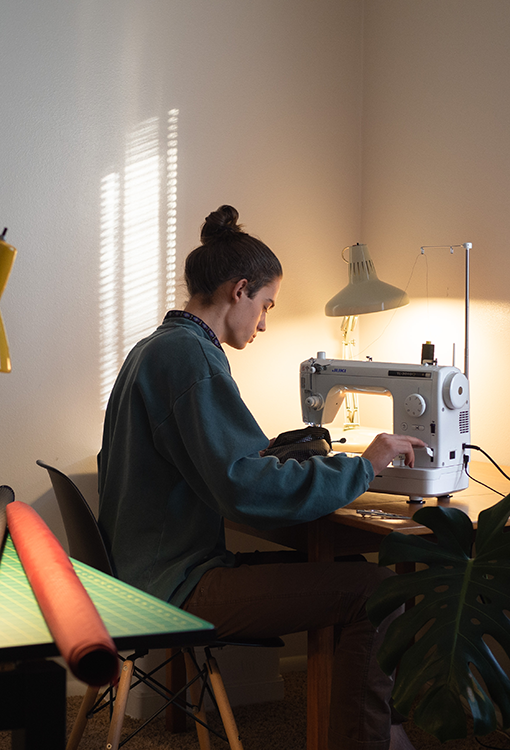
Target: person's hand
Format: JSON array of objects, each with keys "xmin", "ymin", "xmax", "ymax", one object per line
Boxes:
[{"xmin": 361, "ymin": 433, "xmax": 427, "ymax": 476}]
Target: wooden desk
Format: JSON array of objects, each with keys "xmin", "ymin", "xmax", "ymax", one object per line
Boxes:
[{"xmin": 226, "ymin": 460, "xmax": 510, "ymax": 750}]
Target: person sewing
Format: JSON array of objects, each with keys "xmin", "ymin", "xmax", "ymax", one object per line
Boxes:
[{"xmin": 98, "ymin": 205, "xmax": 425, "ymax": 750}]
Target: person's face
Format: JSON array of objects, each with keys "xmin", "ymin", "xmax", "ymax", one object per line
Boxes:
[{"xmin": 225, "ymin": 277, "xmax": 281, "ymax": 350}]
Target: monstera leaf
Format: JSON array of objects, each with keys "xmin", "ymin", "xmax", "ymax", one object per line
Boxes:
[{"xmin": 366, "ymin": 494, "xmax": 510, "ymax": 742}]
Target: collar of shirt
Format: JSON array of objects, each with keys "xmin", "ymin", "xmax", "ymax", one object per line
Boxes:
[{"xmin": 163, "ymin": 310, "xmax": 224, "ymax": 351}]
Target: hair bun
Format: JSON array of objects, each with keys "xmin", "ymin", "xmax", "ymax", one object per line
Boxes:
[{"xmin": 201, "ymin": 205, "xmax": 242, "ymax": 243}]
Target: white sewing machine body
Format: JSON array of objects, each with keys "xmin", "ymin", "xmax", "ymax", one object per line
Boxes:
[{"xmin": 300, "ymin": 354, "xmax": 470, "ymax": 500}]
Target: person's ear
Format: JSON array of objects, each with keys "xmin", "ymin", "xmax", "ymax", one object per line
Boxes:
[{"xmin": 231, "ymin": 278, "xmax": 249, "ymax": 302}]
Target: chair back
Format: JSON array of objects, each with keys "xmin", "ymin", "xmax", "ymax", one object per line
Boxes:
[{"xmin": 36, "ymin": 460, "xmax": 113, "ymax": 576}]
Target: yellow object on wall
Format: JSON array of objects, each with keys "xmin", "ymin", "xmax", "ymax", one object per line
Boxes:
[{"xmin": 0, "ymin": 231, "xmax": 17, "ymax": 373}]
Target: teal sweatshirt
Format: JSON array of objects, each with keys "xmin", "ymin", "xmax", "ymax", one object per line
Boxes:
[{"xmin": 98, "ymin": 315, "xmax": 374, "ymax": 606}]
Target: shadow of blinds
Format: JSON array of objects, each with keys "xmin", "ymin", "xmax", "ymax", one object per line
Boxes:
[{"xmin": 99, "ymin": 109, "xmax": 178, "ymax": 409}]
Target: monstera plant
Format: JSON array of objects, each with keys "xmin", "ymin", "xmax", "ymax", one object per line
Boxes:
[{"xmin": 366, "ymin": 494, "xmax": 510, "ymax": 742}]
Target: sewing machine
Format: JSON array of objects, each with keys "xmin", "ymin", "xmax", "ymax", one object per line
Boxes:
[{"xmin": 300, "ymin": 353, "xmax": 470, "ymax": 501}]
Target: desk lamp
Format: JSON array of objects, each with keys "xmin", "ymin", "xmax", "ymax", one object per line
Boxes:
[
  {"xmin": 325, "ymin": 243, "xmax": 409, "ymax": 440},
  {"xmin": 325, "ymin": 243, "xmax": 410, "ymax": 317},
  {"xmin": 0, "ymin": 228, "xmax": 17, "ymax": 373}
]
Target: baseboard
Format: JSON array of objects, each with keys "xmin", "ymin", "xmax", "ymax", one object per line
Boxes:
[{"xmin": 279, "ymin": 654, "xmax": 307, "ymax": 673}]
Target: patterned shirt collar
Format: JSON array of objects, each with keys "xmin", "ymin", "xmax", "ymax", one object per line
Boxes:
[{"xmin": 163, "ymin": 310, "xmax": 223, "ymax": 351}]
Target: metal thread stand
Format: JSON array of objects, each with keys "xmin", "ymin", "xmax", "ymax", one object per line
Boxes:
[{"xmin": 420, "ymin": 242, "xmax": 471, "ymax": 378}]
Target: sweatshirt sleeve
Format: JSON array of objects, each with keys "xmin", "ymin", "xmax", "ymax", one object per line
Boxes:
[{"xmin": 152, "ymin": 369, "xmax": 374, "ymax": 530}]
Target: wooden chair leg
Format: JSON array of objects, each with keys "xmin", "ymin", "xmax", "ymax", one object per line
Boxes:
[
  {"xmin": 66, "ymin": 685, "xmax": 100, "ymax": 750},
  {"xmin": 105, "ymin": 659, "xmax": 134, "ymax": 750},
  {"xmin": 184, "ymin": 649, "xmax": 212, "ymax": 750},
  {"xmin": 205, "ymin": 649, "xmax": 244, "ymax": 750}
]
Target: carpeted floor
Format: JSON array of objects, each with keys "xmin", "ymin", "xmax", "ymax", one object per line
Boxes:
[{"xmin": 1, "ymin": 671, "xmax": 509, "ymax": 749}]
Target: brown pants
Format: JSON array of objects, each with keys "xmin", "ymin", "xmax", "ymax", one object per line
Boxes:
[{"xmin": 182, "ymin": 551, "xmax": 399, "ymax": 750}]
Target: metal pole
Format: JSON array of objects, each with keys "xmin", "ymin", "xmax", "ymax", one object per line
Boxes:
[
  {"xmin": 463, "ymin": 243, "xmax": 471, "ymax": 379},
  {"xmin": 420, "ymin": 243, "xmax": 471, "ymax": 378}
]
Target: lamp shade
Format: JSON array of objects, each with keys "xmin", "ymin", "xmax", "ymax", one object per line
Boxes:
[{"xmin": 325, "ymin": 243, "xmax": 409, "ymax": 316}]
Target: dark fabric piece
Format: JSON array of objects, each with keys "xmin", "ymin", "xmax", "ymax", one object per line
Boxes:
[{"xmin": 263, "ymin": 426, "xmax": 332, "ymax": 463}]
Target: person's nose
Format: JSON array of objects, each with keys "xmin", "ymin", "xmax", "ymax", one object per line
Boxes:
[{"xmin": 257, "ymin": 313, "xmax": 267, "ymax": 332}]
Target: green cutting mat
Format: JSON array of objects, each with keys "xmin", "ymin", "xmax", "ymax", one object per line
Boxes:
[{"xmin": 0, "ymin": 535, "xmax": 215, "ymax": 660}]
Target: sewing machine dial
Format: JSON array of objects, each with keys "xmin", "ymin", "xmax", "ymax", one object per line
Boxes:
[{"xmin": 404, "ymin": 393, "xmax": 427, "ymax": 417}]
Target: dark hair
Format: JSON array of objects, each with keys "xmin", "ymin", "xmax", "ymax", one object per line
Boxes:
[{"xmin": 184, "ymin": 205, "xmax": 282, "ymax": 301}]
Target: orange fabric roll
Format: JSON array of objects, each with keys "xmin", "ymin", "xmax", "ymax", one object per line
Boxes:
[{"xmin": 6, "ymin": 500, "xmax": 118, "ymax": 686}]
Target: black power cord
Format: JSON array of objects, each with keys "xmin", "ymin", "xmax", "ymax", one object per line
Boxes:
[{"xmin": 463, "ymin": 444, "xmax": 510, "ymax": 497}]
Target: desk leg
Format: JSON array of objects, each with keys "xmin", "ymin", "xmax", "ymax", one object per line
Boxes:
[
  {"xmin": 0, "ymin": 659, "xmax": 67, "ymax": 750},
  {"xmin": 165, "ymin": 648, "xmax": 187, "ymax": 733},
  {"xmin": 307, "ymin": 628, "xmax": 333, "ymax": 750},
  {"xmin": 307, "ymin": 519, "xmax": 335, "ymax": 750}
]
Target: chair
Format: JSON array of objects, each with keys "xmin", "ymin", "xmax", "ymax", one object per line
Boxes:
[{"xmin": 36, "ymin": 460, "xmax": 283, "ymax": 750}]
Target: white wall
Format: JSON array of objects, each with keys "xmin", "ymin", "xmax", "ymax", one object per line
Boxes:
[
  {"xmin": 360, "ymin": 0, "xmax": 510, "ymax": 467},
  {"xmin": 0, "ymin": 0, "xmax": 363, "ymax": 536}
]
